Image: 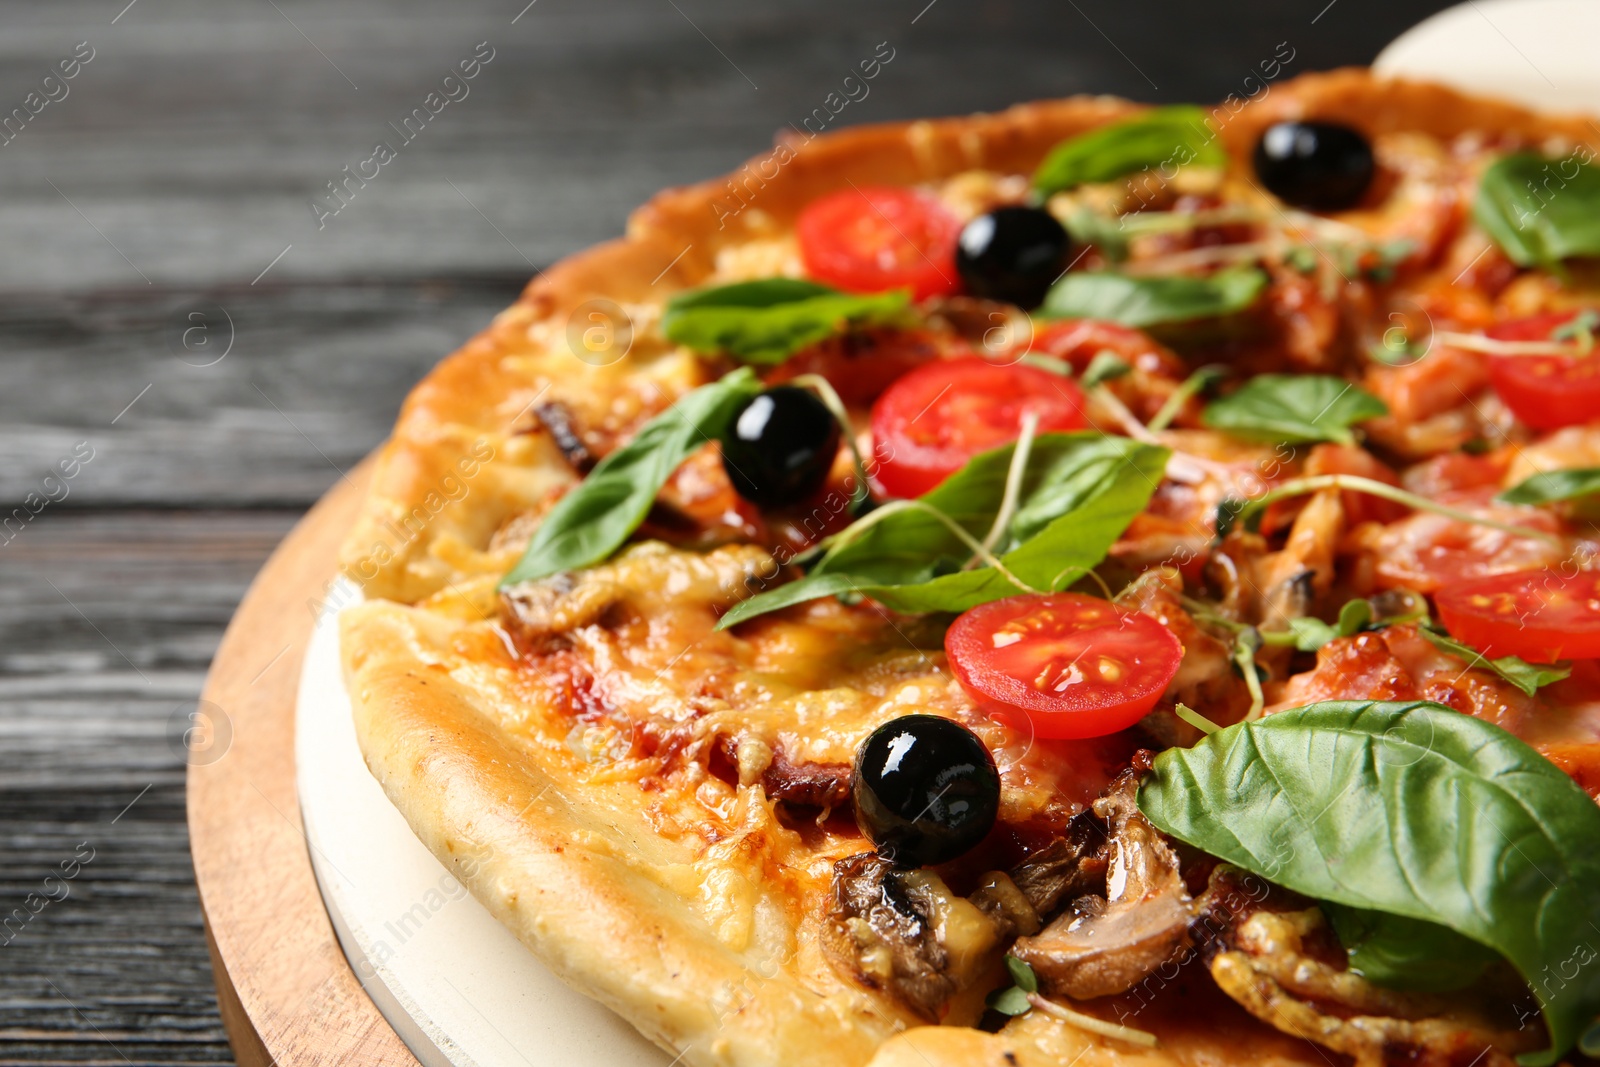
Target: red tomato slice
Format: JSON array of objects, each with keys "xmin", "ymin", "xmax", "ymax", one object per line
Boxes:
[
  {"xmin": 1436, "ymin": 569, "xmax": 1600, "ymax": 663},
  {"xmin": 1487, "ymin": 311, "xmax": 1600, "ymax": 431},
  {"xmin": 1367, "ymin": 487, "xmax": 1564, "ymax": 593},
  {"xmin": 869, "ymin": 357, "xmax": 1089, "ymax": 499},
  {"xmin": 946, "ymin": 593, "xmax": 1184, "ymax": 739},
  {"xmin": 797, "ymin": 186, "xmax": 961, "ymax": 301}
]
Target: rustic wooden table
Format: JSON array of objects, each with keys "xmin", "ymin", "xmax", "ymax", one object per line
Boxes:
[{"xmin": 0, "ymin": 0, "xmax": 1457, "ymax": 1061}]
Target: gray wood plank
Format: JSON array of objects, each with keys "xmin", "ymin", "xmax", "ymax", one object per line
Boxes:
[
  {"xmin": 0, "ymin": 0, "xmax": 1455, "ymax": 292},
  {"xmin": 0, "ymin": 278, "xmax": 523, "ymax": 508},
  {"xmin": 0, "ymin": 511, "xmax": 291, "ymax": 1066}
]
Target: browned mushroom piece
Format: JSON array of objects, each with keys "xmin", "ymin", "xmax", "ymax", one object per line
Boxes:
[
  {"xmin": 822, "ymin": 852, "xmax": 1006, "ymax": 1020},
  {"xmin": 1009, "ymin": 770, "xmax": 1193, "ymax": 1000},
  {"xmin": 1004, "ymin": 810, "xmax": 1111, "ymax": 919}
]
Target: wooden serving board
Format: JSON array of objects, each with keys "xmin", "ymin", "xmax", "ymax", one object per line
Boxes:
[{"xmin": 187, "ymin": 456, "xmax": 417, "ymax": 1066}]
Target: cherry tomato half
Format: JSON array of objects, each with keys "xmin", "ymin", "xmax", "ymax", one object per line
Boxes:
[
  {"xmin": 1367, "ymin": 488, "xmax": 1564, "ymax": 593},
  {"xmin": 870, "ymin": 357, "xmax": 1089, "ymax": 498},
  {"xmin": 1435, "ymin": 569, "xmax": 1600, "ymax": 664},
  {"xmin": 797, "ymin": 186, "xmax": 962, "ymax": 301},
  {"xmin": 1487, "ymin": 311, "xmax": 1600, "ymax": 431},
  {"xmin": 945, "ymin": 593, "xmax": 1184, "ymax": 739}
]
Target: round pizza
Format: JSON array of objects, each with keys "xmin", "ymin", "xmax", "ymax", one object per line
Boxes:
[{"xmin": 337, "ymin": 68, "xmax": 1600, "ymax": 1067}]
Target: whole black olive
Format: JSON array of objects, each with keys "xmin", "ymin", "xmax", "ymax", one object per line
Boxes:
[
  {"xmin": 1253, "ymin": 121, "xmax": 1376, "ymax": 212},
  {"xmin": 955, "ymin": 206, "xmax": 1072, "ymax": 309},
  {"xmin": 720, "ymin": 386, "xmax": 840, "ymax": 507},
  {"xmin": 853, "ymin": 714, "xmax": 1000, "ymax": 868}
]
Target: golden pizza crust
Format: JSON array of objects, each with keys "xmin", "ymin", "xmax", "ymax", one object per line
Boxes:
[
  {"xmin": 342, "ymin": 601, "xmax": 903, "ymax": 1066},
  {"xmin": 339, "ymin": 71, "xmax": 1600, "ymax": 1066}
]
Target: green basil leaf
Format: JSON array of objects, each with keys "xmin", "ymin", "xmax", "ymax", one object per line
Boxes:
[
  {"xmin": 661, "ymin": 278, "xmax": 909, "ymax": 364},
  {"xmin": 1283, "ymin": 615, "xmax": 1338, "ymax": 650},
  {"xmin": 1005, "ymin": 954, "xmax": 1039, "ymax": 994},
  {"xmin": 986, "ymin": 985, "xmax": 1033, "ymax": 1016},
  {"xmin": 1475, "ymin": 151, "xmax": 1600, "ymax": 267},
  {"xmin": 1080, "ymin": 351, "xmax": 1131, "ymax": 387},
  {"xmin": 1323, "ymin": 905, "xmax": 1498, "ymax": 992},
  {"xmin": 1416, "ymin": 623, "xmax": 1572, "ymax": 696},
  {"xmin": 716, "ymin": 432, "xmax": 1169, "ymax": 627},
  {"xmin": 500, "ymin": 369, "xmax": 762, "ymax": 585},
  {"xmin": 1040, "ymin": 266, "xmax": 1268, "ymax": 329},
  {"xmin": 1137, "ymin": 699, "xmax": 1600, "ymax": 1064},
  {"xmin": 1282, "ymin": 597, "xmax": 1373, "ymax": 652},
  {"xmin": 1201, "ymin": 374, "xmax": 1387, "ymax": 445},
  {"xmin": 1032, "ymin": 105, "xmax": 1227, "ymax": 199},
  {"xmin": 1061, "ymin": 207, "xmax": 1132, "ymax": 261},
  {"xmin": 1498, "ymin": 467, "xmax": 1600, "ymax": 507}
]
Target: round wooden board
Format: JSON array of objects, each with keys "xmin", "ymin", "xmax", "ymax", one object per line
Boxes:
[{"xmin": 188, "ymin": 455, "xmax": 418, "ymax": 1067}]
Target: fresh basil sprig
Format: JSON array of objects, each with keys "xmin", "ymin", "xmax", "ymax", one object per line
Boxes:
[
  {"xmin": 1498, "ymin": 467, "xmax": 1600, "ymax": 507},
  {"xmin": 1040, "ymin": 266, "xmax": 1268, "ymax": 329},
  {"xmin": 1137, "ymin": 700, "xmax": 1600, "ymax": 1064},
  {"xmin": 1475, "ymin": 151, "xmax": 1600, "ymax": 267},
  {"xmin": 1202, "ymin": 374, "xmax": 1387, "ymax": 446},
  {"xmin": 500, "ymin": 369, "xmax": 762, "ymax": 586},
  {"xmin": 1263, "ymin": 592, "xmax": 1569, "ymax": 692},
  {"xmin": 986, "ymin": 955, "xmax": 1038, "ymax": 1016},
  {"xmin": 1268, "ymin": 597, "xmax": 1373, "ymax": 651},
  {"xmin": 716, "ymin": 432, "xmax": 1169, "ymax": 627},
  {"xmin": 1032, "ymin": 106, "xmax": 1227, "ymax": 199},
  {"xmin": 661, "ymin": 278, "xmax": 909, "ymax": 365},
  {"xmin": 1416, "ymin": 621, "xmax": 1571, "ymax": 695}
]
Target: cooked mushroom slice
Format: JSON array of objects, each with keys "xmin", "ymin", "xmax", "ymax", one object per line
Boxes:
[
  {"xmin": 823, "ymin": 853, "xmax": 1004, "ymax": 1019},
  {"xmin": 531, "ymin": 399, "xmax": 597, "ymax": 473},
  {"xmin": 1010, "ymin": 771, "xmax": 1192, "ymax": 1000},
  {"xmin": 1208, "ymin": 905, "xmax": 1540, "ymax": 1067},
  {"xmin": 1006, "ymin": 810, "xmax": 1111, "ymax": 918},
  {"xmin": 500, "ymin": 541, "xmax": 773, "ymax": 646}
]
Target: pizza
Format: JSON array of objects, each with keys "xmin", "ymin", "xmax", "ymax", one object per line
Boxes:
[{"xmin": 337, "ymin": 69, "xmax": 1600, "ymax": 1067}]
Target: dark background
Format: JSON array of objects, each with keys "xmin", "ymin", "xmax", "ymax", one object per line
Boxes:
[{"xmin": 0, "ymin": 1, "xmax": 1457, "ymax": 1062}]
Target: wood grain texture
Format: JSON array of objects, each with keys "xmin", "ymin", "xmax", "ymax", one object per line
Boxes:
[{"xmin": 0, "ymin": 0, "xmax": 1463, "ymax": 1062}]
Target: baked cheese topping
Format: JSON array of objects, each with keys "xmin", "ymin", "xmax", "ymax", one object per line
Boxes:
[{"xmin": 343, "ymin": 80, "xmax": 1600, "ymax": 1067}]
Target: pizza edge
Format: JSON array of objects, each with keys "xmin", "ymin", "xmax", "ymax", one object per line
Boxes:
[{"xmin": 334, "ymin": 69, "xmax": 1600, "ymax": 1067}]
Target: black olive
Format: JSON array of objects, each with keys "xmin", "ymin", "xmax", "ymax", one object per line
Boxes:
[
  {"xmin": 1253, "ymin": 121, "xmax": 1375, "ymax": 212},
  {"xmin": 955, "ymin": 206, "xmax": 1072, "ymax": 310},
  {"xmin": 853, "ymin": 714, "xmax": 1000, "ymax": 868},
  {"xmin": 720, "ymin": 386, "xmax": 840, "ymax": 507}
]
